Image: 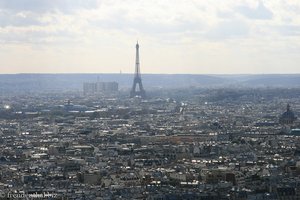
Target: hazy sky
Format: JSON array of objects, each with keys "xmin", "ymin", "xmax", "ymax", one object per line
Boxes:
[{"xmin": 0, "ymin": 0, "xmax": 299, "ymax": 74}]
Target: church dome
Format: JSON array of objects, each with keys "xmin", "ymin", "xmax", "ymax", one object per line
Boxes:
[{"xmin": 279, "ymin": 104, "xmax": 297, "ymax": 125}]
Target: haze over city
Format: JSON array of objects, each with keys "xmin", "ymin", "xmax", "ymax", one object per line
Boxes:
[
  {"xmin": 1, "ymin": 1, "xmax": 300, "ymax": 200},
  {"xmin": 0, "ymin": 0, "xmax": 299, "ymax": 74}
]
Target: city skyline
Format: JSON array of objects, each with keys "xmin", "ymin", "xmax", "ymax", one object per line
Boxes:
[{"xmin": 0, "ymin": 0, "xmax": 300, "ymax": 74}]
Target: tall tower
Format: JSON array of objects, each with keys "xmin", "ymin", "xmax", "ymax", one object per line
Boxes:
[{"xmin": 130, "ymin": 42, "xmax": 146, "ymax": 98}]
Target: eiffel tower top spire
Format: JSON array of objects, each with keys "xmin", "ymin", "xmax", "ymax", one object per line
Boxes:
[{"xmin": 135, "ymin": 41, "xmax": 140, "ymax": 77}]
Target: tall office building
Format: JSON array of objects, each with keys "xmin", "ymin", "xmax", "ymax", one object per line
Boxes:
[{"xmin": 83, "ymin": 82, "xmax": 118, "ymax": 95}]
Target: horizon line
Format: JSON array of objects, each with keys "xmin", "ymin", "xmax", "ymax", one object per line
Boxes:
[{"xmin": 0, "ymin": 73, "xmax": 299, "ymax": 76}]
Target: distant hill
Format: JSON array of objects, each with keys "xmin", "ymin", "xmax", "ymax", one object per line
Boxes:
[
  {"xmin": 0, "ymin": 73, "xmax": 299, "ymax": 94},
  {"xmin": 237, "ymin": 74, "xmax": 300, "ymax": 87}
]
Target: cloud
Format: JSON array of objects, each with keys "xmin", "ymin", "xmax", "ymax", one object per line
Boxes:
[
  {"xmin": 0, "ymin": 0, "xmax": 99, "ymax": 13},
  {"xmin": 0, "ymin": 0, "xmax": 295, "ymax": 44},
  {"xmin": 236, "ymin": 1, "xmax": 273, "ymax": 20},
  {"xmin": 206, "ymin": 20, "xmax": 250, "ymax": 40},
  {"xmin": 0, "ymin": 27, "xmax": 77, "ymax": 44},
  {"xmin": 0, "ymin": 11, "xmax": 46, "ymax": 27},
  {"xmin": 91, "ymin": 16, "xmax": 204, "ymax": 35},
  {"xmin": 277, "ymin": 25, "xmax": 300, "ymax": 36},
  {"xmin": 0, "ymin": 0, "xmax": 299, "ymax": 73}
]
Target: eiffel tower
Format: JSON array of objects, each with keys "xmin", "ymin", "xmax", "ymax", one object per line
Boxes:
[{"xmin": 130, "ymin": 42, "xmax": 146, "ymax": 98}]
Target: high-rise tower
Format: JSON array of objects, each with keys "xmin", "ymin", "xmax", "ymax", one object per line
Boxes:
[{"xmin": 130, "ymin": 42, "xmax": 146, "ymax": 98}]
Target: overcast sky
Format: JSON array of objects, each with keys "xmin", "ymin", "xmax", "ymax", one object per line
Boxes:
[{"xmin": 0, "ymin": 0, "xmax": 299, "ymax": 74}]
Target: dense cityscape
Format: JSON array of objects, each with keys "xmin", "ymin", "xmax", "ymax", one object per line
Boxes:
[
  {"xmin": 0, "ymin": 84, "xmax": 298, "ymax": 199},
  {"xmin": 0, "ymin": 42, "xmax": 299, "ymax": 200},
  {"xmin": 0, "ymin": 0, "xmax": 300, "ymax": 199}
]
